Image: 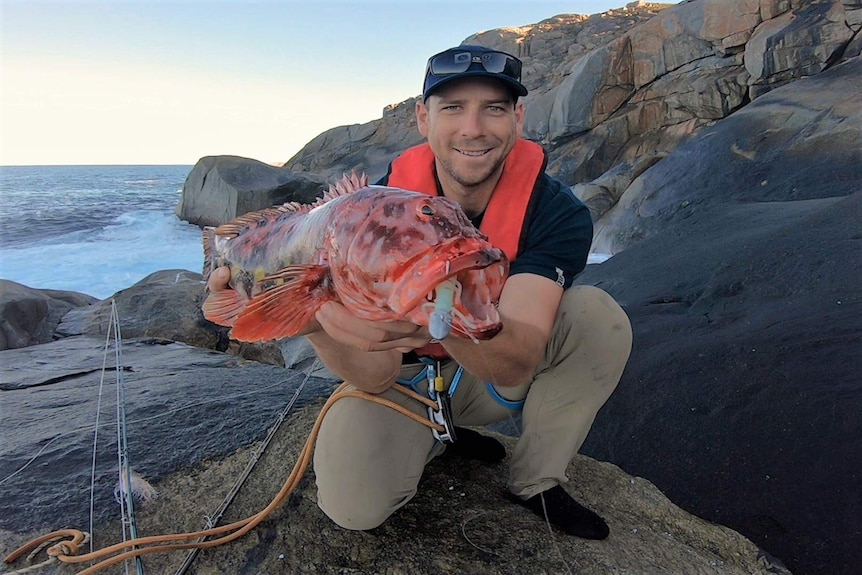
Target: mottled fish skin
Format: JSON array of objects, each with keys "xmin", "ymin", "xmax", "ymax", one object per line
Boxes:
[{"xmin": 202, "ymin": 172, "xmax": 508, "ymax": 343}]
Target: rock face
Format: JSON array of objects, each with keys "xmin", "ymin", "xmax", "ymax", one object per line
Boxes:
[
  {"xmin": 592, "ymin": 55, "xmax": 862, "ymax": 253},
  {"xmin": 175, "ymin": 155, "xmax": 327, "ymax": 227},
  {"xmin": 572, "ymin": 56, "xmax": 861, "ymax": 575},
  {"xmin": 280, "ymin": 0, "xmax": 862, "ymax": 190},
  {"xmin": 579, "ymin": 60, "xmax": 860, "ymax": 575}
]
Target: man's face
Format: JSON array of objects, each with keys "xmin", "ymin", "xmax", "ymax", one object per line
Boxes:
[{"xmin": 416, "ymin": 77, "xmax": 525, "ymax": 190}]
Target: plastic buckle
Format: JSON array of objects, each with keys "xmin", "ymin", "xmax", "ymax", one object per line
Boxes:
[{"xmin": 428, "ymin": 392, "xmax": 457, "ymax": 443}]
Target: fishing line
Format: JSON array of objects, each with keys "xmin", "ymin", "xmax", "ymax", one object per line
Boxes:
[
  {"xmin": 536, "ymin": 493, "xmax": 574, "ymax": 575},
  {"xmin": 107, "ymin": 300, "xmax": 145, "ymax": 575},
  {"xmin": 4, "ymin": 383, "xmax": 443, "ymax": 574},
  {"xmin": 88, "ymin": 302, "xmax": 116, "ymax": 555}
]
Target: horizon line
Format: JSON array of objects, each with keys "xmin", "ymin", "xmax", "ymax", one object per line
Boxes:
[{"xmin": 0, "ymin": 163, "xmax": 198, "ymax": 168}]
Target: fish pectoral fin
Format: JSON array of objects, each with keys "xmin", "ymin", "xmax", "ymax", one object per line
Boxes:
[
  {"xmin": 230, "ymin": 265, "xmax": 332, "ymax": 342},
  {"xmin": 202, "ymin": 287, "xmax": 247, "ymax": 327}
]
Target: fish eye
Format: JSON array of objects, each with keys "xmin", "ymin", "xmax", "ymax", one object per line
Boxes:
[{"xmin": 419, "ymin": 204, "xmax": 435, "ymax": 217}]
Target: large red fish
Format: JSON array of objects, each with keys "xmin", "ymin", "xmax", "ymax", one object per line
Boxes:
[{"xmin": 202, "ymin": 173, "xmax": 508, "ymax": 344}]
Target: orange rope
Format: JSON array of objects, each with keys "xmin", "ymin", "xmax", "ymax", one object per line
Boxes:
[{"xmin": 5, "ymin": 383, "xmax": 441, "ymax": 574}]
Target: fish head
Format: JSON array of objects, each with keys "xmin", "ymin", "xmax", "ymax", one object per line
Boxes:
[
  {"xmin": 399, "ymin": 240, "xmax": 508, "ymax": 340},
  {"xmin": 330, "ymin": 188, "xmax": 508, "ymax": 340}
]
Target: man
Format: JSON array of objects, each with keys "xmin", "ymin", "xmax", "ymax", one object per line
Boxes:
[{"xmin": 208, "ymin": 45, "xmax": 632, "ymax": 539}]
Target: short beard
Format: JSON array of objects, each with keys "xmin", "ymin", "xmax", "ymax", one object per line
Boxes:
[{"xmin": 439, "ymin": 155, "xmax": 506, "ymax": 189}]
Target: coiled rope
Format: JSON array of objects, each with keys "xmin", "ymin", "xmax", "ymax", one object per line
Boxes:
[{"xmin": 4, "ymin": 382, "xmax": 443, "ymax": 574}]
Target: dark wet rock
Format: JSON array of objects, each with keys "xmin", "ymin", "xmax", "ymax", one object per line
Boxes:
[
  {"xmin": 578, "ymin": 193, "xmax": 861, "ymax": 575},
  {"xmin": 0, "ymin": 279, "xmax": 97, "ymax": 350},
  {"xmin": 0, "ymin": 335, "xmax": 337, "ymax": 533}
]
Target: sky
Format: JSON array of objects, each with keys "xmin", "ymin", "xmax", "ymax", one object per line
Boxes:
[{"xmin": 1, "ymin": 0, "xmax": 622, "ymax": 167}]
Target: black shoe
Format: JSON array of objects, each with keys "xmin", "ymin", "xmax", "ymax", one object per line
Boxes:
[
  {"xmin": 443, "ymin": 427, "xmax": 506, "ymax": 463},
  {"xmin": 509, "ymin": 484, "xmax": 609, "ymax": 540}
]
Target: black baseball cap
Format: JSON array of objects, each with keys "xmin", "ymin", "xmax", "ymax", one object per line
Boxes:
[{"xmin": 422, "ymin": 45, "xmax": 528, "ymax": 101}]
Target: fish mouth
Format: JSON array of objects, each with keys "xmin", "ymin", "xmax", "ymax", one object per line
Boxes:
[{"xmin": 395, "ymin": 239, "xmax": 508, "ymax": 339}]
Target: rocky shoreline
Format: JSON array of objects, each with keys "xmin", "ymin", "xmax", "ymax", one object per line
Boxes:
[{"xmin": 2, "ymin": 2, "xmax": 860, "ymax": 574}]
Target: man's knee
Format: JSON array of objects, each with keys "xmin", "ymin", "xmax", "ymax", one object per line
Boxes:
[
  {"xmin": 312, "ymin": 394, "xmax": 431, "ymax": 531},
  {"xmin": 317, "ymin": 493, "xmax": 392, "ymax": 531},
  {"xmin": 563, "ymin": 285, "xmax": 632, "ymax": 352}
]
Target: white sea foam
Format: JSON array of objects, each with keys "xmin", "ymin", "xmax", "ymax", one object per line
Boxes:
[
  {"xmin": 0, "ymin": 210, "xmax": 203, "ymax": 299},
  {"xmin": 588, "ymin": 252, "xmax": 612, "ymax": 264},
  {"xmin": 0, "ymin": 165, "xmax": 201, "ymax": 299}
]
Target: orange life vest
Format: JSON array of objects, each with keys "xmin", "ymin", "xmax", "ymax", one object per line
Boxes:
[
  {"xmin": 386, "ymin": 138, "xmax": 546, "ymax": 359},
  {"xmin": 385, "ymin": 138, "xmax": 546, "ymax": 261}
]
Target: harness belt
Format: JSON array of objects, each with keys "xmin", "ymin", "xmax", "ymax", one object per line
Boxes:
[{"xmin": 396, "ymin": 359, "xmax": 525, "ymax": 443}]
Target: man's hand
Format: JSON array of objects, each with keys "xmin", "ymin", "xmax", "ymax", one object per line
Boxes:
[
  {"xmin": 206, "ymin": 266, "xmax": 231, "ymax": 292},
  {"xmin": 308, "ymin": 301, "xmax": 427, "ymax": 394},
  {"xmin": 315, "ymin": 301, "xmax": 431, "ymax": 354}
]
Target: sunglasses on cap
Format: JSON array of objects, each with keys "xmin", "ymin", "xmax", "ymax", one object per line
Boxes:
[{"xmin": 428, "ymin": 49, "xmax": 523, "ymax": 81}]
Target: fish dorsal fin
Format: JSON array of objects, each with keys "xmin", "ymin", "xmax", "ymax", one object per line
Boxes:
[
  {"xmin": 212, "ymin": 171, "xmax": 370, "ymax": 239},
  {"xmin": 326, "ymin": 171, "xmax": 370, "ymax": 199},
  {"xmin": 213, "ymin": 206, "xmax": 292, "ymax": 238}
]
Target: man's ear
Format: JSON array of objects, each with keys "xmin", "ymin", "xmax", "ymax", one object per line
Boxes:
[
  {"xmin": 515, "ymin": 100, "xmax": 525, "ymax": 132},
  {"xmin": 416, "ymin": 100, "xmax": 430, "ymax": 137}
]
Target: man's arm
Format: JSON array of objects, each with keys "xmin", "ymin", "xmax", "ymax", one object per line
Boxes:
[
  {"xmin": 310, "ymin": 273, "xmax": 560, "ymax": 390},
  {"xmin": 205, "ymin": 267, "xmax": 559, "ymax": 392},
  {"xmin": 440, "ymin": 272, "xmax": 562, "ymax": 388}
]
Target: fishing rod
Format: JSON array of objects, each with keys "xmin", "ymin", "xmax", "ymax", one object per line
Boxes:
[
  {"xmin": 172, "ymin": 364, "xmax": 315, "ymax": 575},
  {"xmin": 109, "ymin": 300, "xmax": 145, "ymax": 575}
]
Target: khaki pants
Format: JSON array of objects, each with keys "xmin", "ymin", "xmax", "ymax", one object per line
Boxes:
[{"xmin": 313, "ymin": 285, "xmax": 632, "ymax": 530}]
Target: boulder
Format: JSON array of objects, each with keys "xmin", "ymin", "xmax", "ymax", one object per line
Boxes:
[
  {"xmin": 175, "ymin": 156, "xmax": 327, "ymax": 228},
  {"xmin": 56, "ymin": 269, "xmax": 285, "ymax": 367},
  {"xmin": 0, "ymin": 280, "xmax": 96, "ymax": 350},
  {"xmin": 0, "ymin": 336, "xmax": 791, "ymax": 574}
]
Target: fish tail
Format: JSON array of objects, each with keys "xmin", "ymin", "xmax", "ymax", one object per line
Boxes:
[{"xmin": 201, "ymin": 226, "xmax": 249, "ymax": 328}]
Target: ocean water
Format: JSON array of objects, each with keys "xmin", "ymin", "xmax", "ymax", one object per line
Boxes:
[
  {"xmin": 0, "ymin": 165, "xmax": 204, "ymax": 299},
  {"xmin": 0, "ymin": 165, "xmax": 611, "ymax": 301}
]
